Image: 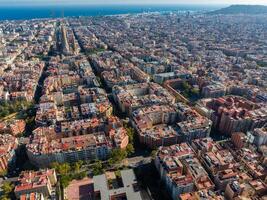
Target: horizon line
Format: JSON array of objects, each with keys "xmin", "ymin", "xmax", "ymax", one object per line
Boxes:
[{"xmin": 1, "ymin": 3, "xmax": 267, "ymax": 7}]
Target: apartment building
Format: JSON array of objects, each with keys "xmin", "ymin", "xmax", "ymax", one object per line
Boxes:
[{"xmin": 14, "ymin": 169, "xmax": 57, "ymax": 198}]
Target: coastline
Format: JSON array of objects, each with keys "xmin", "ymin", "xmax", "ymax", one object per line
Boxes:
[{"xmin": 0, "ymin": 4, "xmax": 223, "ymax": 21}]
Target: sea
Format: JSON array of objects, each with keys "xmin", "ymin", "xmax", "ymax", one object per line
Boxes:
[{"xmin": 0, "ymin": 4, "xmax": 224, "ymax": 20}]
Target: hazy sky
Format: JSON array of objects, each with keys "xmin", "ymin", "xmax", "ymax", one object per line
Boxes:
[{"xmin": 1, "ymin": 0, "xmax": 267, "ymax": 6}]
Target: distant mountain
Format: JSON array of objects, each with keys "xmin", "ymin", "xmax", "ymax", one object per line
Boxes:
[{"xmin": 209, "ymin": 5, "xmax": 267, "ymax": 15}]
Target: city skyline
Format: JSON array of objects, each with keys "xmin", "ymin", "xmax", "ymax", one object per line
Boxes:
[
  {"xmin": 0, "ymin": 1, "xmax": 267, "ymax": 200},
  {"xmin": 1, "ymin": 0, "xmax": 267, "ymax": 6}
]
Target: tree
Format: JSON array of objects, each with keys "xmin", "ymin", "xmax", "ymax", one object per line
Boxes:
[
  {"xmin": 1, "ymin": 182, "xmax": 14, "ymax": 195},
  {"xmin": 0, "ymin": 169, "xmax": 7, "ymax": 177},
  {"xmin": 108, "ymin": 157, "xmax": 116, "ymax": 166},
  {"xmin": 126, "ymin": 127, "xmax": 134, "ymax": 143},
  {"xmin": 182, "ymin": 81, "xmax": 191, "ymax": 91},
  {"xmin": 126, "ymin": 144, "xmax": 134, "ymax": 156},
  {"xmin": 92, "ymin": 160, "xmax": 103, "ymax": 176},
  {"xmin": 109, "ymin": 148, "xmax": 127, "ymax": 165},
  {"xmin": 0, "ymin": 110, "xmax": 9, "ymax": 118},
  {"xmin": 1, "ymin": 182, "xmax": 14, "ymax": 200},
  {"xmin": 191, "ymin": 88, "xmax": 199, "ymax": 96},
  {"xmin": 51, "ymin": 162, "xmax": 71, "ymax": 175},
  {"xmin": 58, "ymin": 163, "xmax": 71, "ymax": 175},
  {"xmin": 124, "ymin": 126, "xmax": 135, "ymax": 156},
  {"xmin": 183, "ymin": 89, "xmax": 190, "ymax": 98},
  {"xmin": 0, "ymin": 196, "xmax": 10, "ymax": 200},
  {"xmin": 150, "ymin": 150, "xmax": 157, "ymax": 159},
  {"xmin": 50, "ymin": 162, "xmax": 60, "ymax": 169},
  {"xmin": 75, "ymin": 171, "xmax": 87, "ymax": 180},
  {"xmin": 60, "ymin": 175, "xmax": 71, "ymax": 188},
  {"xmin": 72, "ymin": 160, "xmax": 83, "ymax": 173},
  {"xmin": 114, "ymin": 170, "xmax": 121, "ymax": 178}
]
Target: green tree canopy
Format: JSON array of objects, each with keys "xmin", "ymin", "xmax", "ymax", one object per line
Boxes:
[
  {"xmin": 1, "ymin": 181, "xmax": 14, "ymax": 200},
  {"xmin": 72, "ymin": 160, "xmax": 83, "ymax": 173},
  {"xmin": 109, "ymin": 148, "xmax": 127, "ymax": 165},
  {"xmin": 58, "ymin": 163, "xmax": 71, "ymax": 175},
  {"xmin": 126, "ymin": 127, "xmax": 135, "ymax": 143},
  {"xmin": 150, "ymin": 150, "xmax": 158, "ymax": 159},
  {"xmin": 1, "ymin": 182, "xmax": 14, "ymax": 195},
  {"xmin": 191, "ymin": 88, "xmax": 200, "ymax": 96},
  {"xmin": 182, "ymin": 81, "xmax": 191, "ymax": 91},
  {"xmin": 92, "ymin": 160, "xmax": 104, "ymax": 176},
  {"xmin": 60, "ymin": 175, "xmax": 72, "ymax": 188},
  {"xmin": 0, "ymin": 170, "xmax": 7, "ymax": 177},
  {"xmin": 126, "ymin": 144, "xmax": 134, "ymax": 156},
  {"xmin": 50, "ymin": 162, "xmax": 71, "ymax": 175}
]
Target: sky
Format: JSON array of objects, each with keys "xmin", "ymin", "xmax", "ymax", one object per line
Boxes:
[{"xmin": 1, "ymin": 0, "xmax": 267, "ymax": 6}]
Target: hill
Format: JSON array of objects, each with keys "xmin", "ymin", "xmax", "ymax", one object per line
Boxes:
[{"xmin": 209, "ymin": 5, "xmax": 267, "ymax": 15}]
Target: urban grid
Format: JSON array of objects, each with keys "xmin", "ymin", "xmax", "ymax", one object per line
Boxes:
[{"xmin": 0, "ymin": 5, "xmax": 267, "ymax": 200}]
